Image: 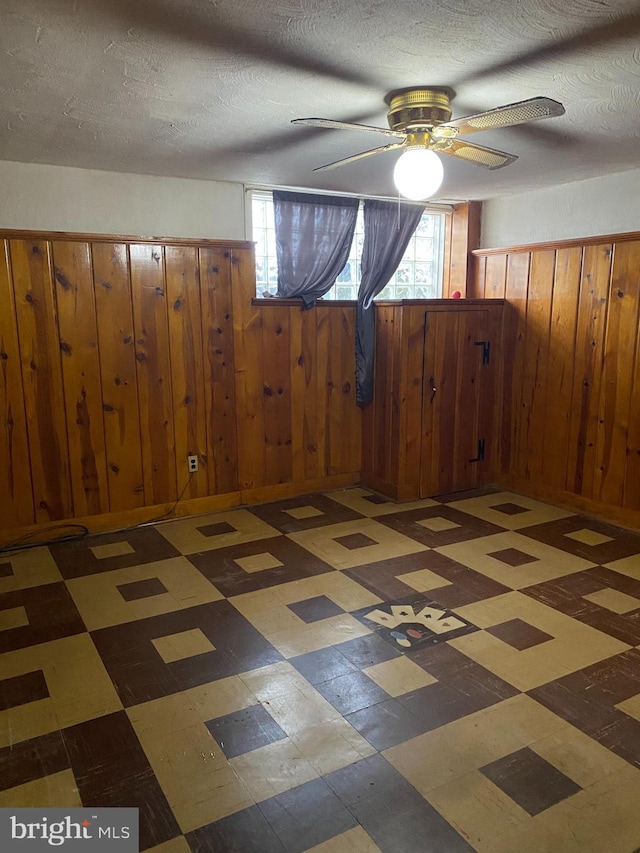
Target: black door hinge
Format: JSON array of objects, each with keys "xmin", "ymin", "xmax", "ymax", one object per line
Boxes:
[
  {"xmin": 474, "ymin": 340, "xmax": 491, "ymax": 364},
  {"xmin": 469, "ymin": 438, "xmax": 486, "ymax": 463}
]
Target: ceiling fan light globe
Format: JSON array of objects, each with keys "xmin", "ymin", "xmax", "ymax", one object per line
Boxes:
[{"xmin": 393, "ymin": 149, "xmax": 444, "ymax": 200}]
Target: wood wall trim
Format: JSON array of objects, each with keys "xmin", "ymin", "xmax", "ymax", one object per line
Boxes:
[
  {"xmin": 474, "ymin": 229, "xmax": 640, "ymax": 256},
  {"xmin": 0, "ymin": 228, "xmax": 254, "ymax": 249},
  {"xmin": 0, "ymin": 472, "xmax": 360, "ymax": 548}
]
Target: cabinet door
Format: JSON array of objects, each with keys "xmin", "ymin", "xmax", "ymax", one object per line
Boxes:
[{"xmin": 420, "ymin": 310, "xmax": 490, "ymax": 497}]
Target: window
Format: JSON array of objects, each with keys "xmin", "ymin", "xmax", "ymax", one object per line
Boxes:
[{"xmin": 251, "ymin": 191, "xmax": 445, "ymax": 300}]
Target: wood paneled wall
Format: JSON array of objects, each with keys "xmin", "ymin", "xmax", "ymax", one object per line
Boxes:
[
  {"xmin": 0, "ymin": 231, "xmax": 360, "ymax": 540},
  {"xmin": 473, "ymin": 233, "xmax": 640, "ymax": 525}
]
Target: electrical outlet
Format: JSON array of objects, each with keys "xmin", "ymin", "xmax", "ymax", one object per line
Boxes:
[{"xmin": 187, "ymin": 455, "xmax": 199, "ymax": 473}]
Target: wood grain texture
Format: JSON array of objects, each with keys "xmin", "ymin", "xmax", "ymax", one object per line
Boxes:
[
  {"xmin": 92, "ymin": 242, "xmax": 145, "ymax": 511},
  {"xmin": 165, "ymin": 246, "xmax": 209, "ymax": 499},
  {"xmin": 0, "ymin": 240, "xmax": 34, "ymax": 528},
  {"xmin": 53, "ymin": 241, "xmax": 109, "ymax": 517},
  {"xmin": 130, "ymin": 244, "xmax": 178, "ymax": 505},
  {"xmin": 262, "ymin": 304, "xmax": 293, "ymax": 484},
  {"xmin": 11, "ymin": 239, "xmax": 73, "ymax": 523}
]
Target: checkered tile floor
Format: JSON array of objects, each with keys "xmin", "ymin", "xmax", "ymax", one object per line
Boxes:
[{"xmin": 3, "ymin": 487, "xmax": 640, "ymax": 852}]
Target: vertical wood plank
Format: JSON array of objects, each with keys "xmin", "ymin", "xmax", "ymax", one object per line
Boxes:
[
  {"xmin": 472, "ymin": 255, "xmax": 487, "ymax": 299},
  {"xmin": 398, "ymin": 306, "xmax": 427, "ymax": 495},
  {"xmin": 230, "ymin": 247, "xmax": 263, "ymax": 490},
  {"xmin": 484, "ymin": 254, "xmax": 508, "ymax": 298},
  {"xmin": 595, "ymin": 240, "xmax": 640, "ymax": 506},
  {"xmin": 316, "ymin": 305, "xmax": 331, "ymax": 477},
  {"xmin": 452, "ymin": 311, "xmax": 486, "ymax": 490},
  {"xmin": 53, "ymin": 241, "xmax": 109, "ymax": 517},
  {"xmin": 201, "ymin": 247, "xmax": 239, "ymax": 494},
  {"xmin": 567, "ymin": 244, "xmax": 612, "ymax": 498},
  {"xmin": 500, "ymin": 253, "xmax": 531, "ymax": 476},
  {"xmin": 336, "ymin": 307, "xmax": 360, "ymax": 474},
  {"xmin": 0, "ymin": 240, "xmax": 34, "ymax": 528},
  {"xmin": 262, "ymin": 305, "xmax": 293, "ymax": 484},
  {"xmin": 130, "ymin": 244, "xmax": 178, "ymax": 505},
  {"xmin": 519, "ymin": 250, "xmax": 555, "ymax": 482},
  {"xmin": 92, "ymin": 243, "xmax": 144, "ymax": 511},
  {"xmin": 540, "ymin": 247, "xmax": 581, "ymax": 490},
  {"xmin": 165, "ymin": 246, "xmax": 209, "ymax": 499},
  {"xmin": 11, "ymin": 239, "xmax": 73, "ymax": 522},
  {"xmin": 301, "ymin": 308, "xmax": 320, "ymax": 481},
  {"xmin": 289, "ymin": 305, "xmax": 305, "ymax": 483}
]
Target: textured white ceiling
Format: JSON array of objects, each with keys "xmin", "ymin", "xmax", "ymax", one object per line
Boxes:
[{"xmin": 1, "ymin": 0, "xmax": 639, "ymax": 201}]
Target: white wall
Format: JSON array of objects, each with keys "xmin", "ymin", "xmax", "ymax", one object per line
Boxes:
[
  {"xmin": 0, "ymin": 160, "xmax": 246, "ymax": 240},
  {"xmin": 481, "ymin": 167, "xmax": 640, "ymax": 249}
]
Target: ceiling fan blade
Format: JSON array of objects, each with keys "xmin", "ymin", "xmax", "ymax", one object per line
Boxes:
[
  {"xmin": 442, "ymin": 139, "xmax": 518, "ymax": 170},
  {"xmin": 292, "ymin": 118, "xmax": 405, "ymax": 139},
  {"xmin": 438, "ymin": 97, "xmax": 564, "ymax": 137},
  {"xmin": 313, "ymin": 141, "xmax": 406, "ymax": 172}
]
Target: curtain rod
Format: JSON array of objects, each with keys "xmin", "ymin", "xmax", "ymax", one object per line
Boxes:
[{"xmin": 244, "ymin": 183, "xmax": 455, "ymax": 212}]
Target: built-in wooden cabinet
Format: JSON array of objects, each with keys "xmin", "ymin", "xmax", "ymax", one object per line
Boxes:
[{"xmin": 361, "ymin": 300, "xmax": 503, "ymax": 500}]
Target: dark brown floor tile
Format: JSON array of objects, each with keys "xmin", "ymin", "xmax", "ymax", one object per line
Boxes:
[
  {"xmin": 249, "ymin": 494, "xmax": 363, "ymax": 533},
  {"xmin": 435, "ymin": 485, "xmax": 501, "ymax": 504},
  {"xmin": 346, "ymin": 697, "xmax": 429, "ymax": 749},
  {"xmin": 524, "ymin": 568, "xmax": 640, "ymax": 645},
  {"xmin": 334, "ymin": 533, "xmax": 378, "ymax": 550},
  {"xmin": 489, "ymin": 502, "xmax": 531, "ymax": 515},
  {"xmin": 286, "ymin": 594, "xmax": 344, "ymax": 623},
  {"xmin": 487, "ymin": 547, "xmax": 538, "ymax": 567},
  {"xmin": 326, "ymin": 755, "xmax": 474, "ymax": 852},
  {"xmin": 188, "ymin": 535, "xmax": 333, "ymax": 597},
  {"xmin": 257, "ymin": 778, "xmax": 358, "ymax": 852},
  {"xmin": 362, "ymin": 492, "xmax": 391, "ymax": 505},
  {"xmin": 91, "ymin": 601, "xmax": 282, "ymax": 706},
  {"xmin": 62, "ymin": 711, "xmax": 179, "ymax": 850},
  {"xmin": 205, "ymin": 704, "xmax": 286, "ymax": 759},
  {"xmin": 487, "ymin": 618, "xmax": 554, "ymax": 650},
  {"xmin": 50, "ymin": 528, "xmax": 180, "ymax": 579},
  {"xmin": 377, "ymin": 504, "xmax": 506, "ymax": 548},
  {"xmin": 518, "ymin": 515, "xmax": 640, "ymax": 563},
  {"xmin": 480, "ymin": 746, "xmax": 581, "ymax": 815},
  {"xmin": 0, "ymin": 730, "xmax": 69, "ymax": 792},
  {"xmin": 186, "ymin": 805, "xmax": 286, "ymax": 852},
  {"xmin": 0, "ymin": 669, "xmax": 49, "ymax": 711},
  {"xmin": 334, "ymin": 633, "xmax": 402, "ymax": 669},
  {"xmin": 196, "ymin": 521, "xmax": 236, "ymax": 537},
  {"xmin": 290, "ymin": 646, "xmax": 358, "ymax": 685},
  {"xmin": 116, "ymin": 577, "xmax": 169, "ymax": 602},
  {"xmin": 0, "ymin": 582, "xmax": 85, "ymax": 653},
  {"xmin": 314, "ymin": 671, "xmax": 389, "ymax": 715},
  {"xmin": 408, "ymin": 640, "xmax": 477, "ymax": 680},
  {"xmin": 397, "ymin": 682, "xmax": 478, "ymax": 730},
  {"xmin": 0, "ymin": 559, "xmax": 14, "ymax": 578}
]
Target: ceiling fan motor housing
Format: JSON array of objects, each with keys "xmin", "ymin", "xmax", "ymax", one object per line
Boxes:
[{"xmin": 386, "ymin": 87, "xmax": 454, "ymax": 131}]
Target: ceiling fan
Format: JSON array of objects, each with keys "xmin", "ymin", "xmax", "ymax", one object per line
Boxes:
[{"xmin": 292, "ymin": 87, "xmax": 565, "ymax": 199}]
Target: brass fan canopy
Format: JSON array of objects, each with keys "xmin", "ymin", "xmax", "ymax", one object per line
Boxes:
[{"xmin": 385, "ymin": 87, "xmax": 455, "ymax": 131}]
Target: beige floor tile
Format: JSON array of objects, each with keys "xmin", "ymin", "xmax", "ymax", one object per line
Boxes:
[
  {"xmin": 564, "ymin": 528, "xmax": 613, "ymax": 546},
  {"xmin": 239, "ymin": 661, "xmax": 311, "ymax": 701},
  {"xmin": 583, "ymin": 587, "xmax": 640, "ymax": 614},
  {"xmin": 186, "ymin": 675, "xmax": 258, "ymax": 722},
  {"xmin": 324, "ymin": 487, "xmax": 438, "ymax": 517},
  {"xmin": 306, "ymin": 825, "xmax": 383, "ymax": 852},
  {"xmin": 446, "ymin": 491, "xmax": 575, "ymax": 530},
  {"xmin": 127, "ymin": 692, "xmax": 201, "ymax": 736},
  {"xmin": 384, "ymin": 694, "xmax": 567, "ymax": 795},
  {"xmin": 229, "ymin": 738, "xmax": 318, "ymax": 801},
  {"xmin": 396, "ymin": 567, "xmax": 453, "ymax": 592},
  {"xmin": 531, "ymin": 724, "xmax": 630, "ymax": 789},
  {"xmin": 234, "ymin": 552, "xmax": 284, "ymax": 572},
  {"xmin": 171, "ymin": 765, "xmax": 253, "ymax": 833},
  {"xmin": 436, "ymin": 531, "xmax": 595, "ymax": 589},
  {"xmin": 418, "ymin": 516, "xmax": 461, "ymax": 532},
  {"xmin": 0, "ymin": 605, "xmax": 29, "ymax": 631},
  {"xmin": 285, "ymin": 505, "xmax": 325, "ymax": 520},
  {"xmin": 265, "ymin": 625, "xmax": 340, "ymax": 658},
  {"xmin": 424, "ymin": 768, "xmax": 530, "ymax": 847},
  {"xmin": 156, "ymin": 509, "xmax": 280, "ymax": 555},
  {"xmin": 604, "ymin": 553, "xmax": 640, "ymax": 579},
  {"xmin": 0, "ymin": 770, "xmax": 82, "ymax": 808},
  {"xmin": 616, "ymin": 691, "xmax": 640, "ymax": 721},
  {"xmin": 363, "ymin": 656, "xmax": 437, "ymax": 696},
  {"xmin": 65, "ymin": 556, "xmax": 223, "ymax": 631},
  {"xmin": 145, "ymin": 837, "xmax": 192, "ymax": 853},
  {"xmin": 151, "ymin": 628, "xmax": 216, "ymax": 664},
  {"xmin": 0, "ymin": 546, "xmax": 62, "ymax": 593},
  {"xmin": 0, "ymin": 634, "xmax": 122, "ymax": 747},
  {"xmin": 90, "ymin": 541, "xmax": 136, "ymax": 560},
  {"xmin": 288, "ymin": 519, "xmax": 428, "ymax": 570}
]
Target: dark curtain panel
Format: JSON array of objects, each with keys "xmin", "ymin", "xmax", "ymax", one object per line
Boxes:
[
  {"xmin": 274, "ymin": 190, "xmax": 359, "ymax": 308},
  {"xmin": 356, "ymin": 199, "xmax": 425, "ymax": 405}
]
